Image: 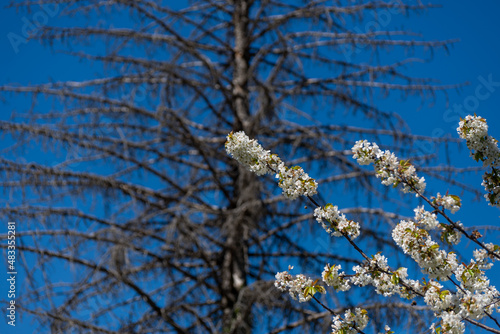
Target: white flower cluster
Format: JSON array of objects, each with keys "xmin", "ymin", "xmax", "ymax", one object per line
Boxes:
[
  {"xmin": 392, "ymin": 220, "xmax": 458, "ymax": 281},
  {"xmin": 322, "ymin": 264, "xmax": 351, "ymax": 292},
  {"xmin": 473, "ymin": 243, "xmax": 500, "ymax": 270},
  {"xmin": 457, "ymin": 115, "xmax": 500, "ymax": 206},
  {"xmin": 314, "ymin": 204, "xmax": 360, "ymax": 239},
  {"xmin": 352, "ymin": 140, "xmax": 379, "ymax": 165},
  {"xmin": 482, "ymin": 168, "xmax": 500, "ymax": 207},
  {"xmin": 456, "ymin": 262, "xmax": 499, "ymax": 318},
  {"xmin": 234, "ymin": 117, "xmax": 500, "ymax": 334},
  {"xmin": 414, "ymin": 206, "xmax": 440, "ymax": 230},
  {"xmin": 433, "ymin": 193, "xmax": 461, "ymax": 214},
  {"xmin": 351, "ymin": 254, "xmax": 389, "ymax": 288},
  {"xmin": 414, "ymin": 206, "xmax": 462, "ymax": 245},
  {"xmin": 352, "ymin": 140, "xmax": 426, "ymax": 196},
  {"xmin": 277, "ymin": 165, "xmax": 318, "ymax": 200},
  {"xmin": 424, "ymin": 258, "xmax": 500, "ymax": 333},
  {"xmin": 431, "ymin": 311, "xmax": 465, "ymax": 334},
  {"xmin": 457, "ymin": 115, "xmax": 499, "ymax": 167},
  {"xmin": 225, "ymin": 131, "xmax": 273, "ymax": 175},
  {"xmin": 225, "ymin": 131, "xmax": 318, "ymax": 199},
  {"xmin": 274, "ymin": 266, "xmax": 325, "ymax": 302},
  {"xmin": 441, "ymin": 223, "xmax": 463, "ymax": 246},
  {"xmin": 424, "ymin": 281, "xmax": 457, "ymax": 313},
  {"xmin": 351, "ymin": 254, "xmax": 419, "ymax": 298},
  {"xmin": 331, "ymin": 308, "xmax": 369, "ymax": 334}
]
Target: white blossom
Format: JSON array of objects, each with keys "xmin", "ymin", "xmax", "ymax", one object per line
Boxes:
[
  {"xmin": 414, "ymin": 206, "xmax": 440, "ymax": 230},
  {"xmin": 331, "ymin": 308, "xmax": 369, "ymax": 334},
  {"xmin": 453, "ymin": 261, "xmax": 499, "ymax": 320},
  {"xmin": 457, "ymin": 115, "xmax": 500, "ymax": 206},
  {"xmin": 352, "ymin": 140, "xmax": 380, "ymax": 165},
  {"xmin": 392, "ymin": 220, "xmax": 458, "ymax": 280},
  {"xmin": 352, "ymin": 140, "xmax": 426, "ymax": 196},
  {"xmin": 225, "ymin": 131, "xmax": 273, "ymax": 175},
  {"xmin": 322, "ymin": 264, "xmax": 351, "ymax": 292},
  {"xmin": 434, "ymin": 193, "xmax": 461, "ymax": 214},
  {"xmin": 473, "ymin": 243, "xmax": 500, "ymax": 269},
  {"xmin": 482, "ymin": 169, "xmax": 500, "ymax": 207},
  {"xmin": 443, "ymin": 196, "xmax": 461, "ymax": 214},
  {"xmin": 457, "ymin": 115, "xmax": 499, "ymax": 167},
  {"xmin": 314, "ymin": 204, "xmax": 360, "ymax": 239},
  {"xmin": 225, "ymin": 131, "xmax": 318, "ymax": 199},
  {"xmin": 351, "ymin": 254, "xmax": 413, "ymax": 298},
  {"xmin": 424, "ymin": 281, "xmax": 457, "ymax": 312},
  {"xmin": 443, "ymin": 226, "xmax": 463, "ymax": 245},
  {"xmin": 414, "ymin": 205, "xmax": 462, "ymax": 245},
  {"xmin": 276, "ymin": 164, "xmax": 318, "ymax": 199},
  {"xmin": 438, "ymin": 311, "xmax": 465, "ymax": 334},
  {"xmin": 275, "ymin": 266, "xmax": 314, "ymax": 303},
  {"xmin": 458, "ymin": 290, "xmax": 496, "ymax": 320},
  {"xmin": 275, "ymin": 266, "xmax": 325, "ymax": 303}
]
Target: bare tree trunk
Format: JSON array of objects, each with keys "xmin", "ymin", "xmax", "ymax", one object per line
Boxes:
[
  {"xmin": 221, "ymin": 1, "xmax": 254, "ymax": 332},
  {"xmin": 232, "ymin": 0, "xmax": 251, "ymax": 132}
]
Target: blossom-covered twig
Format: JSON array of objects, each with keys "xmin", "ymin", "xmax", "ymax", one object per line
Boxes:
[
  {"xmin": 226, "ymin": 125, "xmax": 500, "ymax": 334},
  {"xmin": 225, "ymin": 131, "xmax": 318, "ymax": 199},
  {"xmin": 458, "ymin": 115, "xmax": 500, "ymax": 207}
]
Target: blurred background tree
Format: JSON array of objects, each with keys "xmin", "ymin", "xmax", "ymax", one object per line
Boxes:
[{"xmin": 0, "ymin": 0, "xmax": 477, "ymax": 333}]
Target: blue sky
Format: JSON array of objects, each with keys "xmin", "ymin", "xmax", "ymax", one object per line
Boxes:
[{"xmin": 2, "ymin": 1, "xmax": 500, "ymax": 333}]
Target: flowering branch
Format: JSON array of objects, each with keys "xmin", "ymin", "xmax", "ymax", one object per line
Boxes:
[
  {"xmin": 225, "ymin": 117, "xmax": 500, "ymax": 334},
  {"xmin": 458, "ymin": 114, "xmax": 500, "ymax": 207}
]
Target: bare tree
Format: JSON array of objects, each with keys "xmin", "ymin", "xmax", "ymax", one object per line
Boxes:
[{"xmin": 0, "ymin": 0, "xmax": 477, "ymax": 333}]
